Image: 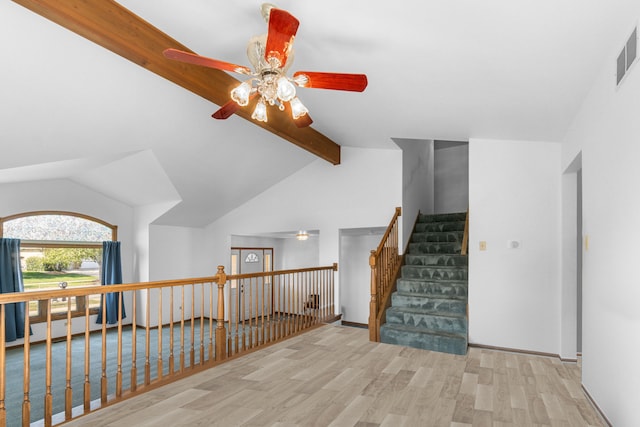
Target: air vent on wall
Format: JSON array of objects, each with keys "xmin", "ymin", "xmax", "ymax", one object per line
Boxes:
[{"xmin": 617, "ymin": 26, "xmax": 637, "ymax": 85}]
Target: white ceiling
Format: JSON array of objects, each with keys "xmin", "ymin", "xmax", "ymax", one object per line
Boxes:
[{"xmin": 0, "ymin": 1, "xmax": 637, "ymax": 227}]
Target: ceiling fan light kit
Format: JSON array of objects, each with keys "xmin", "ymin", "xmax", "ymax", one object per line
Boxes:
[{"xmin": 163, "ymin": 3, "xmax": 367, "ymax": 128}]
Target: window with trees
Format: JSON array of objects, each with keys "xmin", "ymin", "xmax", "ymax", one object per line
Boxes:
[{"xmin": 0, "ymin": 211, "xmax": 117, "ymax": 322}]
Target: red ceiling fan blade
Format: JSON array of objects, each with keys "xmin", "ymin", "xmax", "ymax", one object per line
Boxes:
[
  {"xmin": 293, "ymin": 72, "xmax": 368, "ymax": 92},
  {"xmin": 163, "ymin": 48, "xmax": 251, "ymax": 75},
  {"xmin": 265, "ymin": 9, "xmax": 299, "ymax": 67},
  {"xmin": 212, "ymin": 100, "xmax": 241, "ymax": 120}
]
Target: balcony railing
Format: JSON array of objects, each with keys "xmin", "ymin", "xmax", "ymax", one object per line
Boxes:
[{"xmin": 0, "ymin": 264, "xmax": 337, "ymax": 427}]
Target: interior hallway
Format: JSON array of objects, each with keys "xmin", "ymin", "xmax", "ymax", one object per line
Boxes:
[{"xmin": 62, "ymin": 324, "xmax": 605, "ymax": 426}]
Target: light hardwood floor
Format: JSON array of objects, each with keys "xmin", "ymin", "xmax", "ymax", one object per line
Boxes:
[{"xmin": 63, "ymin": 324, "xmax": 604, "ymax": 426}]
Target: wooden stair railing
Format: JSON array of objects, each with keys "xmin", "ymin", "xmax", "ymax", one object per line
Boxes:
[
  {"xmin": 369, "ymin": 207, "xmax": 402, "ymax": 342},
  {"xmin": 461, "ymin": 209, "xmax": 469, "ymax": 255},
  {"xmin": 0, "ymin": 264, "xmax": 337, "ymax": 427}
]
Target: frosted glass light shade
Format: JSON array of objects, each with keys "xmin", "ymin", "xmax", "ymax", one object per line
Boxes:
[
  {"xmin": 289, "ymin": 97, "xmax": 308, "ymax": 119},
  {"xmin": 252, "ymin": 100, "xmax": 268, "ymax": 122},
  {"xmin": 231, "ymin": 82, "xmax": 251, "ymax": 106},
  {"xmin": 276, "ymin": 77, "xmax": 296, "ymax": 102}
]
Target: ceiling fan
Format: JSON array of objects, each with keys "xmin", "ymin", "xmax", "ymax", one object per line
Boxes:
[{"xmin": 163, "ymin": 3, "xmax": 368, "ymax": 128}]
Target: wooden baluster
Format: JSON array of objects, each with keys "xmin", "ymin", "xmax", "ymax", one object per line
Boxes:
[
  {"xmin": 313, "ymin": 271, "xmax": 318, "ymax": 325},
  {"xmin": 157, "ymin": 288, "xmax": 163, "ymax": 380},
  {"xmin": 246, "ymin": 279, "xmax": 252, "ymax": 349},
  {"xmin": 298, "ymin": 273, "xmax": 303, "ymax": 332},
  {"xmin": 45, "ymin": 300, "xmax": 52, "ymax": 427},
  {"xmin": 116, "ymin": 292, "xmax": 123, "ymax": 396},
  {"xmin": 275, "ymin": 274, "xmax": 281, "ymax": 339},
  {"xmin": 169, "ymin": 288, "xmax": 174, "ymax": 375},
  {"xmin": 0, "ymin": 305, "xmax": 6, "ymax": 427},
  {"xmin": 288, "ymin": 273, "xmax": 294, "ymax": 336},
  {"xmin": 65, "ymin": 299, "xmax": 72, "ymax": 420},
  {"xmin": 215, "ymin": 266, "xmax": 227, "ymax": 361},
  {"xmin": 331, "ymin": 263, "xmax": 337, "ymax": 319},
  {"xmin": 252, "ymin": 277, "xmax": 256, "ymax": 345},
  {"xmin": 302, "ymin": 271, "xmax": 311, "ymax": 329},
  {"xmin": 200, "ymin": 284, "xmax": 205, "ymax": 364},
  {"xmin": 253, "ymin": 277, "xmax": 258, "ymax": 346},
  {"xmin": 145, "ymin": 289, "xmax": 151, "ymax": 385},
  {"xmin": 22, "ymin": 303, "xmax": 31, "ymax": 427},
  {"xmin": 228, "ymin": 276, "xmax": 235, "ymax": 356},
  {"xmin": 208, "ymin": 282, "xmax": 214, "ymax": 362},
  {"xmin": 322, "ymin": 268, "xmax": 327, "ymax": 322},
  {"xmin": 190, "ymin": 285, "xmax": 195, "ymax": 368},
  {"xmin": 131, "ymin": 291, "xmax": 137, "ymax": 392},
  {"xmin": 267, "ymin": 274, "xmax": 273, "ymax": 342},
  {"xmin": 260, "ymin": 276, "xmax": 266, "ymax": 344},
  {"xmin": 100, "ymin": 295, "xmax": 108, "ymax": 404},
  {"xmin": 83, "ymin": 301, "xmax": 91, "ymax": 412},
  {"xmin": 298, "ymin": 273, "xmax": 303, "ymax": 331},
  {"xmin": 241, "ymin": 279, "xmax": 246, "ymax": 351},
  {"xmin": 180, "ymin": 285, "xmax": 185, "ymax": 372},
  {"xmin": 287, "ymin": 273, "xmax": 298, "ymax": 336}
]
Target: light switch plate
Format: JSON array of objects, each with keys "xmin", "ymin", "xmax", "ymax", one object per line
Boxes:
[{"xmin": 479, "ymin": 241, "xmax": 487, "ymax": 251}]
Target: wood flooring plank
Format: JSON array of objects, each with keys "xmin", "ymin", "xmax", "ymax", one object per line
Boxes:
[{"xmin": 58, "ymin": 325, "xmax": 605, "ymax": 427}]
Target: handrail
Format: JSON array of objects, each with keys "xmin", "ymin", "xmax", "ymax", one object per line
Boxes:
[
  {"xmin": 0, "ymin": 264, "xmax": 337, "ymax": 426},
  {"xmin": 373, "ymin": 207, "xmax": 401, "ymax": 258},
  {"xmin": 368, "ymin": 207, "xmax": 402, "ymax": 342},
  {"xmin": 461, "ymin": 209, "xmax": 469, "ymax": 255}
]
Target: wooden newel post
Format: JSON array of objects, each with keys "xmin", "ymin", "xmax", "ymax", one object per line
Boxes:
[
  {"xmin": 0, "ymin": 305, "xmax": 6, "ymax": 427},
  {"xmin": 368, "ymin": 250, "xmax": 379, "ymax": 342},
  {"xmin": 215, "ymin": 265, "xmax": 227, "ymax": 361}
]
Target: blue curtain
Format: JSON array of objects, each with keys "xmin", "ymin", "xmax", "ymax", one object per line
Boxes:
[
  {"xmin": 96, "ymin": 241, "xmax": 126, "ymax": 324},
  {"xmin": 0, "ymin": 238, "xmax": 28, "ymax": 342}
]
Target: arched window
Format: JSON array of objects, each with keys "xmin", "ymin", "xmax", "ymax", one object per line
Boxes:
[{"xmin": 0, "ymin": 211, "xmax": 117, "ymax": 322}]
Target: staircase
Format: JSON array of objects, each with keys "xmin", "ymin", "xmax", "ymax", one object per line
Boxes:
[{"xmin": 380, "ymin": 212, "xmax": 468, "ymax": 355}]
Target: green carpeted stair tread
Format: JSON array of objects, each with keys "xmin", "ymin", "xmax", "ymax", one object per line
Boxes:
[
  {"xmin": 408, "ymin": 242, "xmax": 461, "ymax": 254},
  {"xmin": 381, "ymin": 323, "xmax": 466, "ymax": 338},
  {"xmin": 401, "ymin": 265, "xmax": 467, "ymax": 281},
  {"xmin": 414, "ymin": 221, "xmax": 466, "ymax": 233},
  {"xmin": 395, "ymin": 289, "xmax": 467, "ymax": 300},
  {"xmin": 380, "ymin": 323, "xmax": 468, "ymax": 355},
  {"xmin": 384, "ymin": 308, "xmax": 468, "ymax": 335},
  {"xmin": 386, "ymin": 305, "xmax": 467, "ymax": 319},
  {"xmin": 411, "ymin": 231, "xmax": 464, "ymax": 243},
  {"xmin": 405, "ymin": 254, "xmax": 468, "ymax": 267},
  {"xmin": 397, "ymin": 279, "xmax": 467, "ymax": 298},
  {"xmin": 417, "ymin": 212, "xmax": 467, "ymax": 223},
  {"xmin": 391, "ymin": 292, "xmax": 466, "ymax": 314}
]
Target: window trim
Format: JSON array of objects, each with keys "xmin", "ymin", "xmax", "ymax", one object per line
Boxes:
[{"xmin": 0, "ymin": 211, "xmax": 117, "ymax": 323}]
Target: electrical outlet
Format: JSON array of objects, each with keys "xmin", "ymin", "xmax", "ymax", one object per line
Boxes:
[{"xmin": 508, "ymin": 240, "xmax": 521, "ymax": 249}]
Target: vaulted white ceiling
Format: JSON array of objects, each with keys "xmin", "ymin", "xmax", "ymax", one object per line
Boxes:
[{"xmin": 1, "ymin": 1, "xmax": 637, "ymax": 226}]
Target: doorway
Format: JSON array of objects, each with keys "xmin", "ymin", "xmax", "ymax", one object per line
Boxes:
[
  {"xmin": 561, "ymin": 153, "xmax": 582, "ymax": 361},
  {"xmin": 230, "ymin": 248, "xmax": 273, "ymax": 321}
]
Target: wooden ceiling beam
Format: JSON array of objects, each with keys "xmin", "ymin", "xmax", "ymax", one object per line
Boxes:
[{"xmin": 12, "ymin": 0, "xmax": 341, "ymax": 165}]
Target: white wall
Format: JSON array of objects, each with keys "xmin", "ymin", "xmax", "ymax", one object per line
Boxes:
[
  {"xmin": 203, "ymin": 147, "xmax": 403, "ymax": 316},
  {"xmin": 281, "ymin": 237, "xmax": 319, "ymax": 270},
  {"xmin": 468, "ymin": 139, "xmax": 561, "ymax": 354},
  {"xmin": 149, "ymin": 225, "xmax": 207, "ymax": 281},
  {"xmin": 561, "ymin": 17, "xmax": 640, "ymax": 425},
  {"xmin": 339, "ymin": 230, "xmax": 384, "ymax": 325},
  {"xmin": 434, "ymin": 142, "xmax": 469, "ymax": 214},
  {"xmin": 393, "ymin": 138, "xmax": 434, "ymax": 250}
]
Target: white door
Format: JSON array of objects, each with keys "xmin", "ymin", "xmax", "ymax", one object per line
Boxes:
[{"xmin": 230, "ymin": 248, "xmax": 273, "ymax": 321}]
